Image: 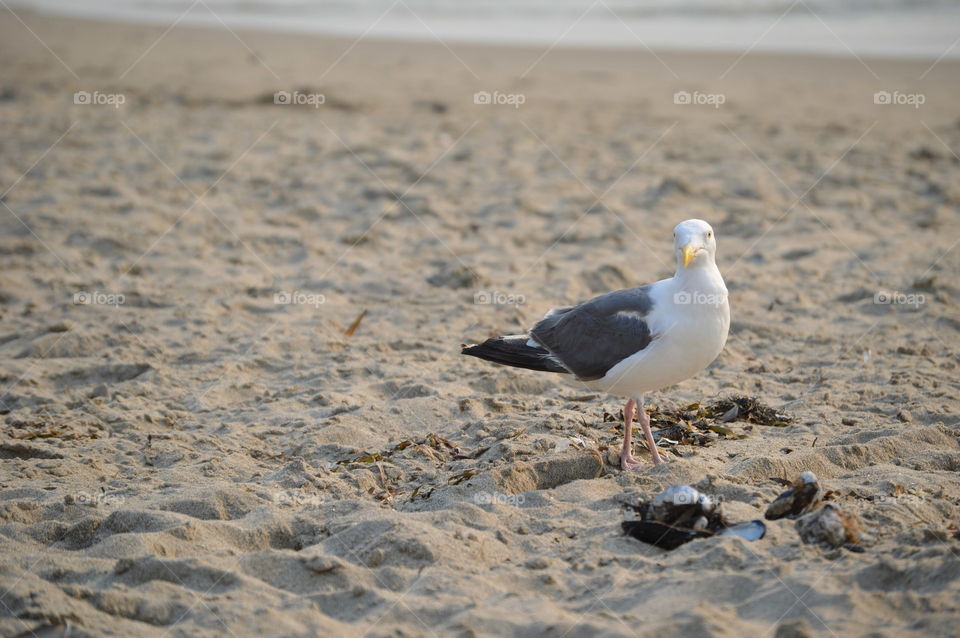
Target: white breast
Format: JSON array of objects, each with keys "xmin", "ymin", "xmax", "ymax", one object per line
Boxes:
[{"xmin": 587, "ymin": 267, "xmax": 729, "ymax": 399}]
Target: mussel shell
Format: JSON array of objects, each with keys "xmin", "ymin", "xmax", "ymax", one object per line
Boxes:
[
  {"xmin": 792, "ymin": 503, "xmax": 866, "ymax": 552},
  {"xmin": 622, "ymin": 520, "xmax": 710, "ymax": 550},
  {"xmin": 653, "ymin": 485, "xmax": 706, "ymax": 508},
  {"xmin": 765, "ymin": 481, "xmax": 822, "ymax": 520},
  {"xmin": 717, "ymin": 520, "xmax": 767, "ymax": 542},
  {"xmin": 623, "ymin": 519, "xmax": 766, "ymax": 549},
  {"xmin": 649, "ymin": 485, "xmax": 717, "ymax": 526}
]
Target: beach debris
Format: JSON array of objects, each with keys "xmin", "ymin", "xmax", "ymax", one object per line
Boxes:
[
  {"xmin": 344, "ymin": 309, "xmax": 368, "ymax": 336},
  {"xmin": 447, "ymin": 470, "xmax": 476, "ymax": 485},
  {"xmin": 303, "ymin": 555, "xmax": 345, "ymax": 574},
  {"xmin": 330, "ymin": 433, "xmax": 474, "ymax": 502},
  {"xmin": 705, "ymin": 395, "xmax": 792, "ymax": 426},
  {"xmin": 763, "ymin": 471, "xmax": 864, "ymax": 551},
  {"xmin": 717, "ymin": 404, "xmax": 739, "ymax": 422},
  {"xmin": 562, "ymin": 435, "xmax": 588, "ymax": 449},
  {"xmin": 647, "ymin": 485, "xmax": 718, "ymax": 529},
  {"xmin": 333, "ymin": 433, "xmax": 462, "ymax": 468},
  {"xmin": 795, "ymin": 503, "xmax": 865, "ymax": 552},
  {"xmin": 642, "ymin": 395, "xmax": 792, "ymax": 449},
  {"xmin": 765, "ymin": 471, "xmax": 823, "ymax": 520},
  {"xmin": 721, "ymin": 520, "xmax": 768, "ymax": 542},
  {"xmin": 622, "ymin": 485, "xmax": 766, "ymax": 550}
]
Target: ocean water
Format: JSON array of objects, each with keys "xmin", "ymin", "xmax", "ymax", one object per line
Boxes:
[{"xmin": 13, "ymin": 0, "xmax": 960, "ymax": 59}]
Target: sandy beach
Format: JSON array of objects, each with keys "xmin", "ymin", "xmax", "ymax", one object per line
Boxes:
[{"xmin": 1, "ymin": 9, "xmax": 959, "ymax": 637}]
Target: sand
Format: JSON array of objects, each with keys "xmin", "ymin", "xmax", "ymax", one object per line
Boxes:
[{"xmin": 1, "ymin": 9, "xmax": 959, "ymax": 638}]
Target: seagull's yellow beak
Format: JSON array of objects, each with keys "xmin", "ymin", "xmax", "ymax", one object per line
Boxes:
[{"xmin": 682, "ymin": 243, "xmax": 698, "ymax": 268}]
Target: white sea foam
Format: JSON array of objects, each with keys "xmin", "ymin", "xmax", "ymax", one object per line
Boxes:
[{"xmin": 12, "ymin": 0, "xmax": 960, "ymax": 59}]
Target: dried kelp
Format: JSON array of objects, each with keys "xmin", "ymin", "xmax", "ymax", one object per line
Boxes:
[{"xmin": 636, "ymin": 395, "xmax": 792, "ymax": 448}]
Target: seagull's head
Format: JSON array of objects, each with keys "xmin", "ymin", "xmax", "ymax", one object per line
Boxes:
[{"xmin": 673, "ymin": 219, "xmax": 717, "ymax": 269}]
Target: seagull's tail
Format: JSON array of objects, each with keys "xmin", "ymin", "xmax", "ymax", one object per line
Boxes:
[{"xmin": 461, "ymin": 335, "xmax": 569, "ymax": 374}]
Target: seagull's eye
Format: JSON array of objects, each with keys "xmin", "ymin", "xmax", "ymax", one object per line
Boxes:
[{"xmin": 707, "ymin": 231, "xmax": 713, "ymax": 239}]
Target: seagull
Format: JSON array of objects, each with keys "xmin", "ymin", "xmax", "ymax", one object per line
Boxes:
[{"xmin": 462, "ymin": 219, "xmax": 729, "ymax": 469}]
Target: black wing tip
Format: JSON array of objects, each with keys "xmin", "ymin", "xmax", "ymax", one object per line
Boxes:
[
  {"xmin": 458, "ymin": 336, "xmax": 568, "ymax": 374},
  {"xmin": 461, "ymin": 339, "xmax": 509, "ymax": 359}
]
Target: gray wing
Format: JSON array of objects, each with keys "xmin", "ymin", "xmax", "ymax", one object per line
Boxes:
[{"xmin": 529, "ymin": 286, "xmax": 655, "ymax": 381}]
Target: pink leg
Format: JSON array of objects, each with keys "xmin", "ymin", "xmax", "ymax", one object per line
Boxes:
[
  {"xmin": 636, "ymin": 403, "xmax": 664, "ymax": 465},
  {"xmin": 619, "ymin": 399, "xmax": 642, "ymax": 470}
]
